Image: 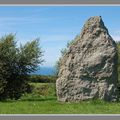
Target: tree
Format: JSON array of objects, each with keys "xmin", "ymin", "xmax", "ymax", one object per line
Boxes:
[{"xmin": 0, "ymin": 34, "xmax": 44, "ymax": 100}]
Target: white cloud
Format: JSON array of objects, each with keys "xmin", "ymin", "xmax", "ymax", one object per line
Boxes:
[
  {"xmin": 0, "ymin": 15, "xmax": 69, "ymax": 25},
  {"xmin": 0, "ymin": 17, "xmax": 46, "ymax": 24},
  {"xmin": 111, "ymin": 35, "xmax": 120, "ymax": 41},
  {"xmin": 40, "ymin": 34, "xmax": 75, "ymax": 43},
  {"xmin": 110, "ymin": 30, "xmax": 120, "ymax": 41}
]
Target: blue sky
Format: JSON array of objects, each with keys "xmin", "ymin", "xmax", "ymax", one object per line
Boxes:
[{"xmin": 0, "ymin": 6, "xmax": 120, "ymax": 67}]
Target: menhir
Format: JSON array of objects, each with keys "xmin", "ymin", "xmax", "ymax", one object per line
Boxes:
[{"xmin": 56, "ymin": 16, "xmax": 119, "ymax": 102}]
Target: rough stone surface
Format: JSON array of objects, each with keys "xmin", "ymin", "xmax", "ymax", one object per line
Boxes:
[{"xmin": 56, "ymin": 16, "xmax": 118, "ymax": 102}]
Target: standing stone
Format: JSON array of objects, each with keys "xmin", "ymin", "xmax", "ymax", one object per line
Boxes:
[{"xmin": 56, "ymin": 16, "xmax": 118, "ymax": 102}]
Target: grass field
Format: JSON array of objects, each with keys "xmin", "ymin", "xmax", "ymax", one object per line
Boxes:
[
  {"xmin": 0, "ymin": 83, "xmax": 120, "ymax": 114},
  {"xmin": 1, "ymin": 96, "xmax": 120, "ymax": 114}
]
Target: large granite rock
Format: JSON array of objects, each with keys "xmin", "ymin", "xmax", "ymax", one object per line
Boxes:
[{"xmin": 56, "ymin": 16, "xmax": 118, "ymax": 102}]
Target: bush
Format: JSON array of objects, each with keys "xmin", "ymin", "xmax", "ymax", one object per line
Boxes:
[
  {"xmin": 28, "ymin": 75, "xmax": 57, "ymax": 83},
  {"xmin": 24, "ymin": 83, "xmax": 35, "ymax": 94},
  {"xmin": 0, "ymin": 34, "xmax": 44, "ymax": 100},
  {"xmin": 29, "ymin": 83, "xmax": 56, "ymax": 97}
]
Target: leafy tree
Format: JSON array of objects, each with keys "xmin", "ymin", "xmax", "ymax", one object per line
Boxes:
[{"xmin": 0, "ymin": 34, "xmax": 44, "ymax": 100}]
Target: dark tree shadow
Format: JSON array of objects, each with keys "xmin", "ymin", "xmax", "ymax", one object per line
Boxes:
[{"xmin": 21, "ymin": 96, "xmax": 57, "ymax": 102}]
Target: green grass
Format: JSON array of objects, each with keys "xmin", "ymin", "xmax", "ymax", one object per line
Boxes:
[
  {"xmin": 0, "ymin": 83, "xmax": 120, "ymax": 114},
  {"xmin": 0, "ymin": 97, "xmax": 120, "ymax": 114}
]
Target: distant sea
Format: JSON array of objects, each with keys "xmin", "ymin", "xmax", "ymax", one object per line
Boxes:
[{"xmin": 31, "ymin": 66, "xmax": 56, "ymax": 76}]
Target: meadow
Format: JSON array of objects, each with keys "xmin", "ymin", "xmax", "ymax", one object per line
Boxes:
[{"xmin": 0, "ymin": 82, "xmax": 120, "ymax": 114}]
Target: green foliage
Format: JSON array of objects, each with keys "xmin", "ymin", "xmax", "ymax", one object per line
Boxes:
[
  {"xmin": 18, "ymin": 39, "xmax": 44, "ymax": 73},
  {"xmin": 0, "ymin": 34, "xmax": 43, "ymax": 100},
  {"xmin": 28, "ymin": 75, "xmax": 57, "ymax": 83},
  {"xmin": 29, "ymin": 83, "xmax": 56, "ymax": 97},
  {"xmin": 20, "ymin": 83, "xmax": 56, "ymax": 102}
]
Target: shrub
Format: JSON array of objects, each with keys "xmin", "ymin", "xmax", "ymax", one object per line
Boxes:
[
  {"xmin": 28, "ymin": 75, "xmax": 57, "ymax": 83},
  {"xmin": 29, "ymin": 83, "xmax": 56, "ymax": 97},
  {"xmin": 0, "ymin": 34, "xmax": 44, "ymax": 100}
]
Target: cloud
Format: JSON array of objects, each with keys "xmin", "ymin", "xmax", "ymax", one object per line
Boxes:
[
  {"xmin": 0, "ymin": 7, "xmax": 54, "ymax": 17},
  {"xmin": 0, "ymin": 17, "xmax": 47, "ymax": 24},
  {"xmin": 111, "ymin": 35, "xmax": 120, "ymax": 41},
  {"xmin": 0, "ymin": 14, "xmax": 70, "ymax": 25},
  {"xmin": 40, "ymin": 34, "xmax": 75, "ymax": 43},
  {"xmin": 110, "ymin": 30, "xmax": 120, "ymax": 41}
]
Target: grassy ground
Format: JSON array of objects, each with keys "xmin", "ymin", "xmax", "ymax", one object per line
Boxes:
[
  {"xmin": 0, "ymin": 83, "xmax": 120, "ymax": 114},
  {"xmin": 1, "ymin": 97, "xmax": 120, "ymax": 114}
]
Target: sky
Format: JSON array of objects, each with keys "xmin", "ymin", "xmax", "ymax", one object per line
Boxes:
[{"xmin": 0, "ymin": 6, "xmax": 120, "ymax": 67}]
